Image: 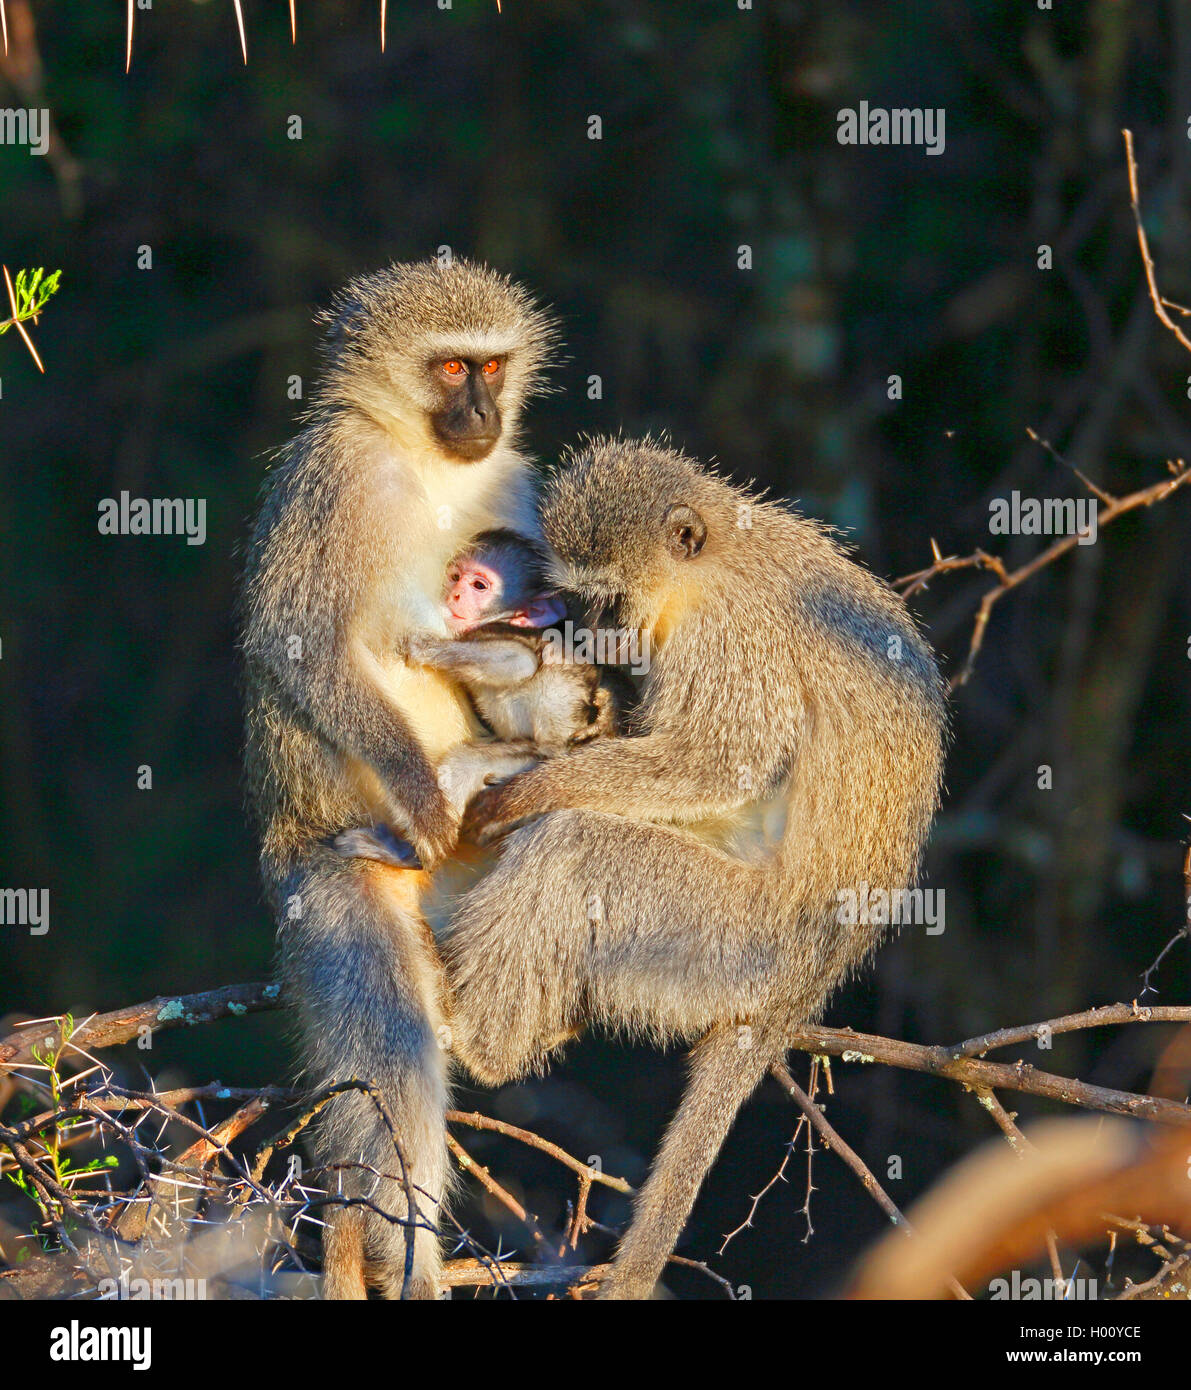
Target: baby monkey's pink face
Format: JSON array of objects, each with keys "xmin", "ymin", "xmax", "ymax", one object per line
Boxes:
[
  {"xmin": 445, "ymin": 557, "xmax": 504, "ymax": 632},
  {"xmin": 444, "ymin": 555, "xmax": 566, "ymax": 634}
]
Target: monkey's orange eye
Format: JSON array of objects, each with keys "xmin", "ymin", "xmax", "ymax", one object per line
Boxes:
[
  {"xmin": 481, "ymin": 359, "xmax": 502, "ymax": 375},
  {"xmin": 471, "ymin": 578, "xmax": 489, "ymax": 591},
  {"xmin": 442, "ymin": 360, "xmax": 465, "ymax": 376}
]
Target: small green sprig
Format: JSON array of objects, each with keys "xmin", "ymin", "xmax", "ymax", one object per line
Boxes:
[
  {"xmin": 0, "ymin": 266, "xmax": 61, "ymax": 332},
  {"xmin": 1, "ymin": 266, "xmax": 62, "ymax": 371},
  {"xmin": 4, "ymin": 1012, "xmax": 118, "ymax": 1242}
]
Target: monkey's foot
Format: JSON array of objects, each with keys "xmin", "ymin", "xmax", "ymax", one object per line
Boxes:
[{"xmin": 333, "ymin": 825, "xmax": 424, "ymax": 869}]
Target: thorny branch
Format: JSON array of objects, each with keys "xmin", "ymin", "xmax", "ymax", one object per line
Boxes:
[
  {"xmin": 897, "ymin": 456, "xmax": 1191, "ymax": 690},
  {"xmin": 1141, "ymin": 833, "xmax": 1191, "ymax": 995},
  {"xmin": 0, "ymin": 1035, "xmax": 646, "ymax": 1297},
  {"xmin": 896, "ymin": 130, "xmax": 1191, "ymax": 691},
  {"xmin": 771, "ymin": 1062, "xmax": 973, "ymax": 1301},
  {"xmin": 4, "ymin": 981, "xmax": 1187, "ymax": 1297}
]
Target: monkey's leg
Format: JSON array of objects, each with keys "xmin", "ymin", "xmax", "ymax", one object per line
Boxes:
[
  {"xmin": 598, "ymin": 1024, "xmax": 780, "ymax": 1300},
  {"xmin": 279, "ymin": 851, "xmax": 448, "ymax": 1300},
  {"xmin": 445, "ymin": 809, "xmax": 774, "ymax": 1079},
  {"xmin": 322, "ymin": 1207, "xmax": 368, "ymax": 1300},
  {"xmin": 444, "ymin": 810, "xmax": 792, "ymax": 1298}
]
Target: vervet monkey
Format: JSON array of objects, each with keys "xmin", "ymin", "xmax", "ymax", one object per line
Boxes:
[
  {"xmin": 240, "ymin": 259, "xmax": 558, "ymax": 1299},
  {"xmin": 335, "ymin": 529, "xmax": 626, "ymax": 869},
  {"xmin": 415, "ymin": 528, "xmax": 624, "ymax": 757},
  {"xmin": 445, "ymin": 438, "xmax": 947, "ymax": 1300}
]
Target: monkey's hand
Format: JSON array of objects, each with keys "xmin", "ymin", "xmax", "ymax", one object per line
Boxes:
[
  {"xmin": 383, "ymin": 779, "xmax": 462, "ymax": 871},
  {"xmin": 460, "ymin": 771, "xmax": 558, "ymax": 846},
  {"xmin": 404, "ymin": 815, "xmax": 461, "ymax": 871}
]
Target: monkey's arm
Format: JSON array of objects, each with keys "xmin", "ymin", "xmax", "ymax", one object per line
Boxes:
[
  {"xmin": 407, "ymin": 632, "xmax": 540, "ymax": 691},
  {"xmin": 438, "ymin": 741, "xmax": 542, "ymax": 813},
  {"xmin": 334, "ymin": 639, "xmax": 466, "ymax": 862},
  {"xmin": 462, "ymin": 730, "xmax": 780, "ymax": 843},
  {"xmin": 247, "ymin": 605, "xmax": 459, "ymax": 865}
]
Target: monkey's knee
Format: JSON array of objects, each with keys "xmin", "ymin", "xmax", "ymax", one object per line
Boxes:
[
  {"xmin": 447, "ymin": 961, "xmax": 578, "ymax": 1085},
  {"xmin": 446, "ymin": 1021, "xmax": 531, "ymax": 1088},
  {"xmin": 446, "ymin": 968, "xmax": 568, "ymax": 1085}
]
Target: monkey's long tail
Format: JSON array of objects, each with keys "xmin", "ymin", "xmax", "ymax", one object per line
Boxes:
[
  {"xmin": 598, "ymin": 1022, "xmax": 781, "ymax": 1301},
  {"xmin": 277, "ymin": 853, "xmax": 448, "ymax": 1300}
]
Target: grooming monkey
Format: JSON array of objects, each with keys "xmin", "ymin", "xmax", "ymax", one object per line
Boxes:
[
  {"xmin": 335, "ymin": 528, "xmax": 627, "ymax": 868},
  {"xmin": 443, "ymin": 437, "xmax": 947, "ymax": 1300},
  {"xmin": 240, "ymin": 259, "xmax": 558, "ymax": 1299}
]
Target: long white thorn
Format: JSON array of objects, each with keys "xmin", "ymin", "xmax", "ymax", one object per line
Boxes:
[{"xmin": 233, "ymin": 0, "xmax": 247, "ymax": 64}]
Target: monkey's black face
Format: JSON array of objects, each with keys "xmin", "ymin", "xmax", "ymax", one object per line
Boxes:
[{"xmin": 429, "ymin": 356, "xmax": 506, "ymax": 461}]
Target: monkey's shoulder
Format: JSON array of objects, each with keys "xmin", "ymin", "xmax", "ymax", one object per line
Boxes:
[{"xmin": 746, "ymin": 513, "xmax": 941, "ymax": 687}]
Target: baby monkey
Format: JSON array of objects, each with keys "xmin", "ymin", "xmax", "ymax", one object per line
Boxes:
[{"xmin": 335, "ymin": 530, "xmax": 623, "ymax": 867}]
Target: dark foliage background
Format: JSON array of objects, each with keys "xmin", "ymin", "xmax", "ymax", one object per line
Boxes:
[{"xmin": 1, "ymin": 0, "xmax": 1189, "ymax": 1297}]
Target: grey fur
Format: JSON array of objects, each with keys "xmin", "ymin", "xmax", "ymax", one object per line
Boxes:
[
  {"xmin": 240, "ymin": 258, "xmax": 557, "ymax": 1297},
  {"xmin": 444, "ymin": 437, "xmax": 947, "ymax": 1299}
]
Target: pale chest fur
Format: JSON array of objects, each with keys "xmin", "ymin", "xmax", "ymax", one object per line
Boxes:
[
  {"xmin": 355, "ymin": 448, "xmax": 538, "ymax": 759},
  {"xmin": 379, "ymin": 662, "xmax": 477, "ymax": 759}
]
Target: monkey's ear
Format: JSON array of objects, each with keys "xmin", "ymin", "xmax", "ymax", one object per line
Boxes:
[{"xmin": 663, "ymin": 504, "xmax": 708, "ymax": 560}]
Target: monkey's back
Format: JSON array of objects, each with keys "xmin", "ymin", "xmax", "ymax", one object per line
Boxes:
[
  {"xmin": 648, "ymin": 498, "xmax": 946, "ymax": 988},
  {"xmin": 240, "ymin": 437, "xmax": 365, "ymax": 888},
  {"xmin": 749, "ymin": 506, "xmax": 945, "ymax": 984}
]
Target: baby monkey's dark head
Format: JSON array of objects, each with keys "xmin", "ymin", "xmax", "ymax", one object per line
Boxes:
[
  {"xmin": 316, "ymin": 258, "xmax": 559, "ymax": 462},
  {"xmin": 541, "ymin": 438, "xmax": 737, "ymax": 634}
]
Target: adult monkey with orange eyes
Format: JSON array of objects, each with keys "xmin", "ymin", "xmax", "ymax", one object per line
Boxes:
[{"xmin": 240, "ymin": 259, "xmax": 558, "ymax": 1299}]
